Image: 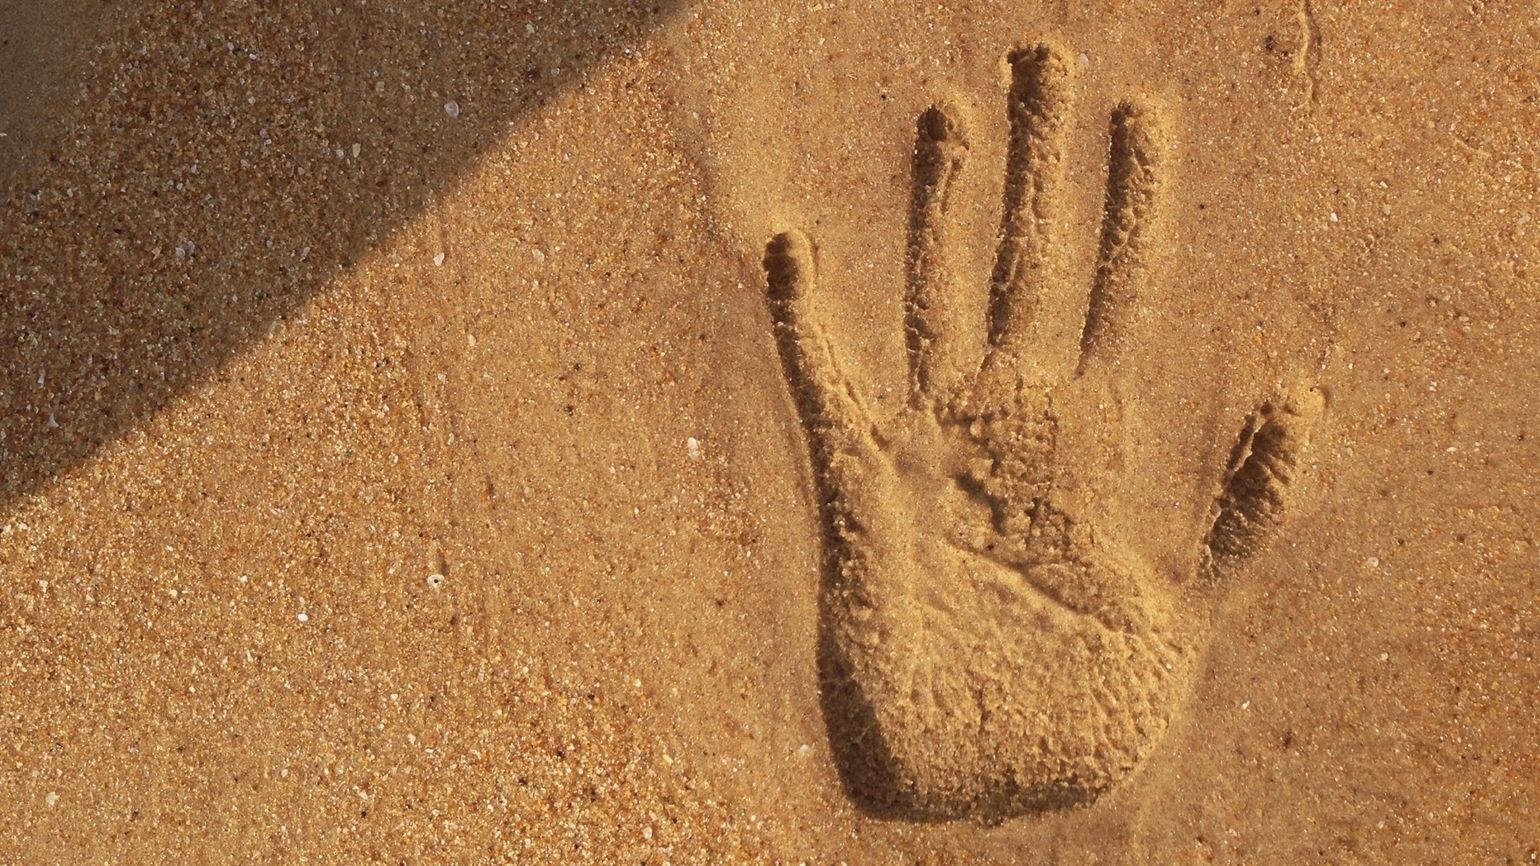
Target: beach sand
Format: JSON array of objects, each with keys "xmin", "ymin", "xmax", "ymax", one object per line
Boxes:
[{"xmin": 2, "ymin": 1, "xmax": 1537, "ymax": 862}]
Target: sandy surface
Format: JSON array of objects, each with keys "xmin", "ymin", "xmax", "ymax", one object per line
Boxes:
[{"xmin": 2, "ymin": 1, "xmax": 1537, "ymax": 863}]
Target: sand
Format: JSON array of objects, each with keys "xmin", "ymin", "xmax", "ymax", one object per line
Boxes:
[{"xmin": 2, "ymin": 0, "xmax": 1537, "ymax": 863}]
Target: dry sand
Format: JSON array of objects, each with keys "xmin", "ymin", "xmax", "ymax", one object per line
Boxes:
[{"xmin": 2, "ymin": 1, "xmax": 1537, "ymax": 863}]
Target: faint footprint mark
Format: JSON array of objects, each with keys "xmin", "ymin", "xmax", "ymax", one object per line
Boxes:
[{"xmin": 762, "ymin": 44, "xmax": 1325, "ymax": 821}]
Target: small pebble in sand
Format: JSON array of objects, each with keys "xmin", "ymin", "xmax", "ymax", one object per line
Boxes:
[
  {"xmin": 45, "ymin": 792, "xmax": 59, "ymax": 808},
  {"xmin": 296, "ymin": 611, "xmax": 309, "ymax": 623},
  {"xmin": 686, "ymin": 436, "xmax": 701, "ymax": 460},
  {"xmin": 444, "ymin": 100, "xmax": 460, "ymax": 118},
  {"xmin": 433, "ymin": 252, "xmax": 446, "ymax": 267}
]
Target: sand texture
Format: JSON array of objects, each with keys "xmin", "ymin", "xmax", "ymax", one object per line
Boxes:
[{"xmin": 2, "ymin": 1, "xmax": 1538, "ymax": 863}]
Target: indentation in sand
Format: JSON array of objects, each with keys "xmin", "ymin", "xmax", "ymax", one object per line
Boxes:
[{"xmin": 763, "ymin": 43, "xmax": 1324, "ymax": 822}]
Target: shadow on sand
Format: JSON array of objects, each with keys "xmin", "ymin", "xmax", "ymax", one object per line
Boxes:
[{"xmin": 0, "ymin": 0, "xmax": 686, "ymax": 509}]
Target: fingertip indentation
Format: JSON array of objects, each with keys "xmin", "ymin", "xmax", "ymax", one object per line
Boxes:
[{"xmin": 765, "ymin": 229, "xmax": 814, "ymax": 302}]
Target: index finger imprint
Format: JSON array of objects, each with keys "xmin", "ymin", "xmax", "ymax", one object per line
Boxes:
[{"xmin": 1077, "ymin": 103, "xmax": 1161, "ymax": 377}]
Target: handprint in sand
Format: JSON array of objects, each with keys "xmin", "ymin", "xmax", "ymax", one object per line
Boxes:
[{"xmin": 763, "ymin": 44, "xmax": 1324, "ymax": 821}]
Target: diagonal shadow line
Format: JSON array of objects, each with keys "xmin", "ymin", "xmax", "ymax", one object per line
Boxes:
[{"xmin": 0, "ymin": 0, "xmax": 687, "ymax": 512}]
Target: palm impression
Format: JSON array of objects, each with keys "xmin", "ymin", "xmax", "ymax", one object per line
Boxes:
[{"xmin": 763, "ymin": 44, "xmax": 1324, "ymax": 821}]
